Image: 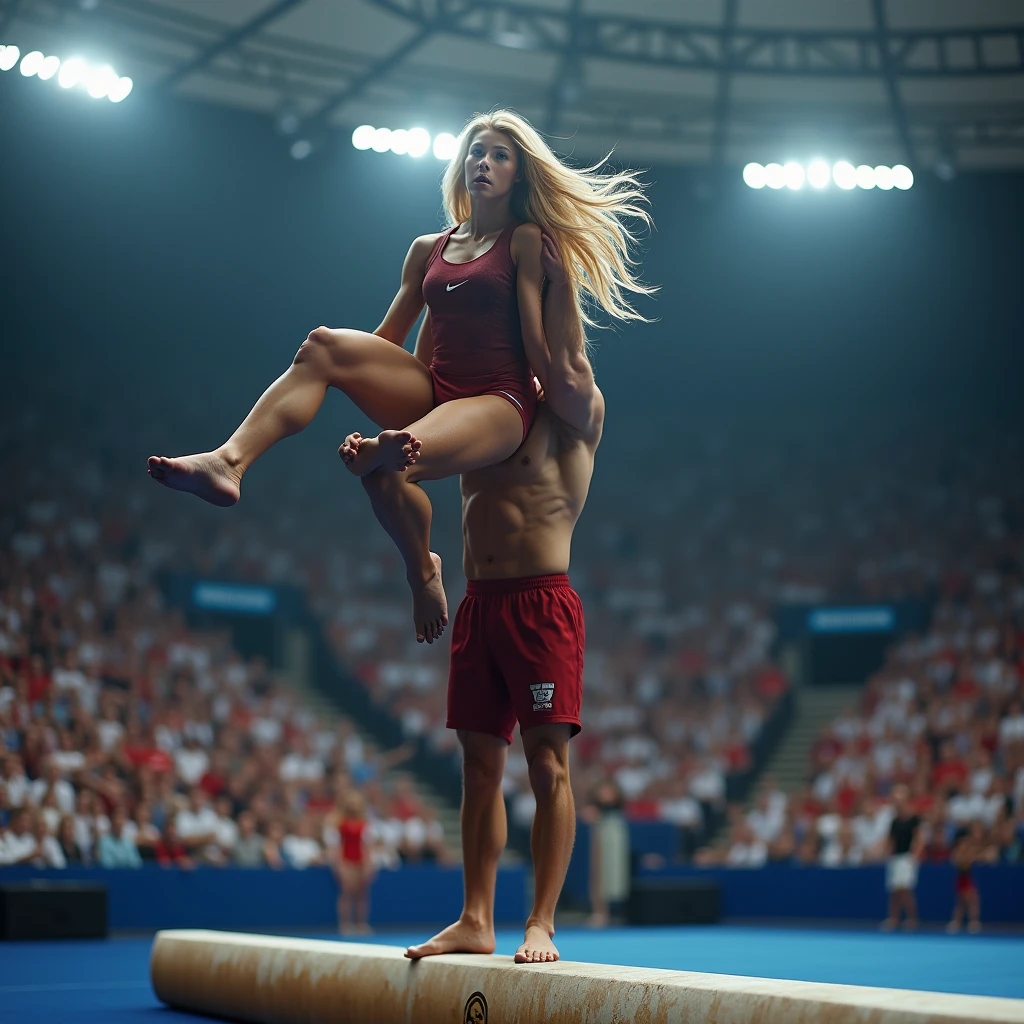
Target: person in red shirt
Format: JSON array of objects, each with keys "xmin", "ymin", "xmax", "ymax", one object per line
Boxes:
[
  {"xmin": 931, "ymin": 740, "xmax": 968, "ymax": 794},
  {"xmin": 334, "ymin": 790, "xmax": 375, "ymax": 936},
  {"xmin": 154, "ymin": 820, "xmax": 194, "ymax": 870}
]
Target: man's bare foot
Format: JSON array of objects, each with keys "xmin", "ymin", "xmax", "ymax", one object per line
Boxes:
[
  {"xmin": 147, "ymin": 451, "xmax": 241, "ymax": 507},
  {"xmin": 341, "ymin": 430, "xmax": 420, "ymax": 477},
  {"xmin": 411, "ymin": 552, "xmax": 448, "ymax": 644},
  {"xmin": 404, "ymin": 917, "xmax": 495, "ymax": 959},
  {"xmin": 514, "ymin": 923, "xmax": 559, "ymax": 964}
]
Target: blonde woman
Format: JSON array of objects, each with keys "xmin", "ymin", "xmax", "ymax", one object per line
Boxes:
[
  {"xmin": 334, "ymin": 790, "xmax": 376, "ymax": 936},
  {"xmin": 148, "ymin": 109, "xmax": 652, "ymax": 642}
]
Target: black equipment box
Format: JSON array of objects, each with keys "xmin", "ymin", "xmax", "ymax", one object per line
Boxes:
[{"xmin": 0, "ymin": 881, "xmax": 108, "ymax": 940}]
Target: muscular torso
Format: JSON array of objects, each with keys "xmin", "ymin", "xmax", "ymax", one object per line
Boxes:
[{"xmin": 461, "ymin": 402, "xmax": 597, "ymax": 580}]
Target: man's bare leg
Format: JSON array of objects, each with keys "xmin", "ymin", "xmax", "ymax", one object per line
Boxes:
[
  {"xmin": 406, "ymin": 731, "xmax": 508, "ymax": 959},
  {"xmin": 516, "ymin": 724, "xmax": 574, "ymax": 964},
  {"xmin": 357, "ymin": 464, "xmax": 447, "ymax": 644},
  {"xmin": 148, "ymin": 327, "xmax": 433, "ymax": 506}
]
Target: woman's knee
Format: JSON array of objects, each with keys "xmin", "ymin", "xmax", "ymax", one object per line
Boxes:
[{"xmin": 294, "ymin": 326, "xmax": 354, "ymax": 368}]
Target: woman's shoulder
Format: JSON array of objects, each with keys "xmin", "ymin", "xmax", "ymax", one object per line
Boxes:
[{"xmin": 510, "ymin": 222, "xmax": 542, "ymax": 261}]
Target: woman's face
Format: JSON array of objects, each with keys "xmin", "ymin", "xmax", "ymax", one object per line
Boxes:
[{"xmin": 464, "ymin": 129, "xmax": 520, "ymax": 203}]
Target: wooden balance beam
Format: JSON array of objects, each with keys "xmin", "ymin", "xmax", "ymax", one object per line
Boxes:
[{"xmin": 150, "ymin": 929, "xmax": 1024, "ymax": 1024}]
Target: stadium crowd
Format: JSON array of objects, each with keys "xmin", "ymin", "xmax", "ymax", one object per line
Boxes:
[
  {"xmin": 714, "ymin": 536, "xmax": 1024, "ymax": 869},
  {"xmin": 0, "ymin": 450, "xmax": 447, "ymax": 870},
  {"xmin": 1, "ymin": 406, "xmax": 1021, "ymax": 873}
]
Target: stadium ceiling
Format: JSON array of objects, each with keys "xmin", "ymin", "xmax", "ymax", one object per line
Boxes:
[{"xmin": 5, "ymin": 0, "xmax": 1024, "ymax": 172}]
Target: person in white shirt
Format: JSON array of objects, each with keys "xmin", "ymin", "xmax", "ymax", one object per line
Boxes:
[
  {"xmin": 282, "ymin": 815, "xmax": 324, "ymax": 869},
  {"xmin": 2, "ymin": 754, "xmax": 31, "ymax": 809},
  {"xmin": 280, "ymin": 737, "xmax": 324, "ymax": 784},
  {"xmin": 0, "ymin": 810, "xmax": 40, "ymax": 866},
  {"xmin": 176, "ymin": 787, "xmax": 220, "ymax": 858},
  {"xmin": 72, "ymin": 790, "xmax": 110, "ymax": 861},
  {"xmin": 725, "ymin": 822, "xmax": 768, "ymax": 867},
  {"xmin": 29, "ymin": 760, "xmax": 76, "ymax": 815},
  {"xmin": 174, "ymin": 737, "xmax": 210, "ymax": 788},
  {"xmin": 212, "ymin": 796, "xmax": 239, "ymax": 859}
]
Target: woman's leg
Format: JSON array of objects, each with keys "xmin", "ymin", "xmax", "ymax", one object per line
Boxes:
[
  {"xmin": 148, "ymin": 328, "xmax": 434, "ymax": 505},
  {"xmin": 348, "ymin": 395, "xmax": 523, "ymax": 641}
]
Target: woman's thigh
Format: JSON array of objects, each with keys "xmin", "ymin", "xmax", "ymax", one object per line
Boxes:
[
  {"xmin": 299, "ymin": 327, "xmax": 434, "ymax": 429},
  {"xmin": 405, "ymin": 395, "xmax": 524, "ymax": 482}
]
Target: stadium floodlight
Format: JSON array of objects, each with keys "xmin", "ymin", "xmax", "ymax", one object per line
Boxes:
[
  {"xmin": 290, "ymin": 139, "xmax": 312, "ymax": 160},
  {"xmin": 891, "ymin": 164, "xmax": 914, "ymax": 190},
  {"xmin": 742, "ymin": 162, "xmax": 766, "ymax": 189},
  {"xmin": 20, "ymin": 50, "xmax": 44, "ymax": 77},
  {"xmin": 406, "ymin": 127, "xmax": 431, "ymax": 158},
  {"xmin": 86, "ymin": 63, "xmax": 117, "ymax": 98},
  {"xmin": 37, "ymin": 54, "xmax": 60, "ymax": 80},
  {"xmin": 873, "ymin": 165, "xmax": 894, "ymax": 190},
  {"xmin": 807, "ymin": 160, "xmax": 831, "ymax": 189},
  {"xmin": 371, "ymin": 127, "xmax": 392, "ymax": 153},
  {"xmin": 351, "ymin": 124, "xmax": 375, "ymax": 150},
  {"xmin": 856, "ymin": 165, "xmax": 876, "ymax": 189},
  {"xmin": 433, "ymin": 132, "xmax": 457, "ymax": 161},
  {"xmin": 58, "ymin": 57, "xmax": 85, "ymax": 88},
  {"xmin": 0, "ymin": 45, "xmax": 18, "ymax": 72},
  {"xmin": 388, "ymin": 128, "xmax": 410, "ymax": 155},
  {"xmin": 108, "ymin": 76, "xmax": 133, "ymax": 103},
  {"xmin": 764, "ymin": 163, "xmax": 785, "ymax": 189},
  {"xmin": 832, "ymin": 161, "xmax": 857, "ymax": 190},
  {"xmin": 783, "ymin": 162, "xmax": 805, "ymax": 190}
]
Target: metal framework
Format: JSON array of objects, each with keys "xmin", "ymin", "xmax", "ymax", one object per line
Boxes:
[
  {"xmin": 369, "ymin": 0, "xmax": 1024, "ymax": 77},
  {"xmin": 8, "ymin": 0, "xmax": 1024, "ymax": 164},
  {"xmin": 156, "ymin": 0, "xmax": 307, "ymax": 95}
]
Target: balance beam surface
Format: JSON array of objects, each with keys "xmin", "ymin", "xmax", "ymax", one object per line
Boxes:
[{"xmin": 150, "ymin": 929, "xmax": 1024, "ymax": 1024}]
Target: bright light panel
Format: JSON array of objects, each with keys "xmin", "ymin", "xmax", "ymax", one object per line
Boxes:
[
  {"xmin": 433, "ymin": 132, "xmax": 457, "ymax": 161},
  {"xmin": 874, "ymin": 165, "xmax": 894, "ymax": 190},
  {"xmin": 351, "ymin": 124, "xmax": 375, "ymax": 150},
  {"xmin": 371, "ymin": 127, "xmax": 392, "ymax": 153},
  {"xmin": 892, "ymin": 164, "xmax": 914, "ymax": 190},
  {"xmin": 764, "ymin": 163, "xmax": 785, "ymax": 189},
  {"xmin": 742, "ymin": 162, "xmax": 766, "ymax": 189},
  {"xmin": 856, "ymin": 165, "xmax": 876, "ymax": 189},
  {"xmin": 37, "ymin": 54, "xmax": 60, "ymax": 80},
  {"xmin": 20, "ymin": 50, "xmax": 44, "ymax": 77},
  {"xmin": 406, "ymin": 127, "xmax": 430, "ymax": 158},
  {"xmin": 807, "ymin": 160, "xmax": 830, "ymax": 188},
  {"xmin": 86, "ymin": 63, "xmax": 116, "ymax": 98},
  {"xmin": 108, "ymin": 76, "xmax": 132, "ymax": 102},
  {"xmin": 58, "ymin": 57, "xmax": 85, "ymax": 88},
  {"xmin": 783, "ymin": 162, "xmax": 805, "ymax": 190},
  {"xmin": 832, "ymin": 161, "xmax": 857, "ymax": 190},
  {"xmin": 0, "ymin": 45, "xmax": 19, "ymax": 72}
]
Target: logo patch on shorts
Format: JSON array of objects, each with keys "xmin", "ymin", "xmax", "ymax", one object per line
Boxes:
[{"xmin": 531, "ymin": 682, "xmax": 555, "ymax": 711}]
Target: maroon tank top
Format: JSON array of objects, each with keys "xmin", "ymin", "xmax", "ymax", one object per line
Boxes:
[{"xmin": 421, "ymin": 223, "xmax": 527, "ymax": 380}]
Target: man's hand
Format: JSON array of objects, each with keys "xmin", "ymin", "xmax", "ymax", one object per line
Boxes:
[
  {"xmin": 339, "ymin": 432, "xmax": 362, "ymax": 465},
  {"xmin": 541, "ymin": 232, "xmax": 567, "ymax": 286}
]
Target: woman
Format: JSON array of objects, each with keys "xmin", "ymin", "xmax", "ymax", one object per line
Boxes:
[
  {"xmin": 334, "ymin": 790, "xmax": 376, "ymax": 936},
  {"xmin": 148, "ymin": 110, "xmax": 653, "ymax": 642}
]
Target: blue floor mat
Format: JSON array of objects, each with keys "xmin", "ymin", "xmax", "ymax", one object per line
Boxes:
[{"xmin": 1, "ymin": 925, "xmax": 1022, "ymax": 1022}]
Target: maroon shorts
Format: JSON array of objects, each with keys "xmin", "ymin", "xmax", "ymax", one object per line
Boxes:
[{"xmin": 446, "ymin": 574, "xmax": 584, "ymax": 744}]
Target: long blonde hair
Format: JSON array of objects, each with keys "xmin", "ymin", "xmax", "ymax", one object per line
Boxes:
[{"xmin": 441, "ymin": 109, "xmax": 655, "ymax": 330}]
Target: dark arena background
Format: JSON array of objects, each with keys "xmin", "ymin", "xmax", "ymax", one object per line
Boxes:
[{"xmin": 1, "ymin": 1, "xmax": 1023, "ymax": 1022}]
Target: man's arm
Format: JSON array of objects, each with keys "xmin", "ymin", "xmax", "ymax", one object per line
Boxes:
[{"xmin": 538, "ymin": 233, "xmax": 604, "ymax": 444}]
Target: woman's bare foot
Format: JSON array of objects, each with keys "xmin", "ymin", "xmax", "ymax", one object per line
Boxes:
[
  {"xmin": 411, "ymin": 552, "xmax": 448, "ymax": 644},
  {"xmin": 514, "ymin": 923, "xmax": 559, "ymax": 964},
  {"xmin": 341, "ymin": 430, "xmax": 420, "ymax": 477},
  {"xmin": 404, "ymin": 916, "xmax": 495, "ymax": 959},
  {"xmin": 147, "ymin": 451, "xmax": 241, "ymax": 507}
]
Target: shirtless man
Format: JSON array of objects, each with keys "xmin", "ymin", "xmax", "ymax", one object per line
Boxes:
[{"xmin": 343, "ymin": 234, "xmax": 602, "ymax": 964}]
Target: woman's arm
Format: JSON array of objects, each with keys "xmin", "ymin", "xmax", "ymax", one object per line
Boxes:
[{"xmin": 374, "ymin": 234, "xmax": 440, "ymax": 345}]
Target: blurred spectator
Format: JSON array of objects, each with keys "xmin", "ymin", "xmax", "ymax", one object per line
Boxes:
[
  {"xmin": 282, "ymin": 815, "xmax": 324, "ymax": 869},
  {"xmin": 97, "ymin": 806, "xmax": 143, "ymax": 868},
  {"xmin": 29, "ymin": 812, "xmax": 67, "ymax": 868},
  {"xmin": 581, "ymin": 781, "xmax": 630, "ymax": 928},
  {"xmin": 0, "ymin": 809, "xmax": 39, "ymax": 865},
  {"xmin": 154, "ymin": 820, "xmax": 193, "ymax": 870},
  {"xmin": 232, "ymin": 810, "xmax": 265, "ymax": 867}
]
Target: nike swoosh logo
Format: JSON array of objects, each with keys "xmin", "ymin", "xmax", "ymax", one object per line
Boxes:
[{"xmin": 446, "ymin": 280, "xmax": 468, "ymax": 291}]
